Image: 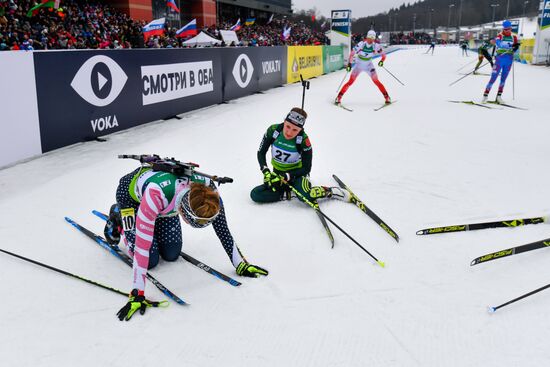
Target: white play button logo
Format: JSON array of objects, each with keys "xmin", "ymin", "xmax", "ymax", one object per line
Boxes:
[{"xmin": 97, "ymin": 72, "xmax": 108, "ymax": 91}]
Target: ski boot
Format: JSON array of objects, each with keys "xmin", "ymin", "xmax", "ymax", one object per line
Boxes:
[
  {"xmin": 495, "ymin": 93, "xmax": 504, "ymax": 104},
  {"xmin": 104, "ymin": 203, "xmax": 122, "ymax": 245},
  {"xmin": 384, "ymin": 93, "xmax": 391, "ymax": 104},
  {"xmin": 334, "ymin": 94, "xmax": 342, "ymax": 106},
  {"xmin": 481, "ymin": 91, "xmax": 489, "ymax": 104},
  {"xmin": 327, "ymin": 187, "xmax": 351, "ymax": 202}
]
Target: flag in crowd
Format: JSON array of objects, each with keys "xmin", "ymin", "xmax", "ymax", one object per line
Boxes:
[
  {"xmin": 282, "ymin": 25, "xmax": 291, "ymax": 40},
  {"xmin": 176, "ymin": 19, "xmax": 197, "ymax": 38},
  {"xmin": 27, "ymin": 0, "xmax": 61, "ymax": 17},
  {"xmin": 267, "ymin": 13, "xmax": 274, "ymax": 24},
  {"xmin": 166, "ymin": 0, "xmax": 180, "ymax": 13},
  {"xmin": 230, "ymin": 18, "xmax": 241, "ymax": 31},
  {"xmin": 245, "ymin": 18, "xmax": 255, "ymax": 26},
  {"xmin": 143, "ymin": 17, "xmax": 166, "ymax": 40}
]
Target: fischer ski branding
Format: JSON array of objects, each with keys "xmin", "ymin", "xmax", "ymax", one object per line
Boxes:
[
  {"xmin": 417, "ymin": 216, "xmax": 547, "ymax": 235},
  {"xmin": 470, "ymin": 237, "xmax": 550, "ymax": 266},
  {"xmin": 332, "ymin": 175, "xmax": 399, "ymax": 242}
]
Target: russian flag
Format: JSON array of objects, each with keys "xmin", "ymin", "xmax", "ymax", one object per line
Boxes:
[
  {"xmin": 143, "ymin": 18, "xmax": 166, "ymax": 40},
  {"xmin": 167, "ymin": 0, "xmax": 180, "ymax": 13},
  {"xmin": 230, "ymin": 18, "xmax": 241, "ymax": 31},
  {"xmin": 176, "ymin": 19, "xmax": 197, "ymax": 38}
]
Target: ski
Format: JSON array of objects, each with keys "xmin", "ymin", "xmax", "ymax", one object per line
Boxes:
[
  {"xmin": 332, "ymin": 175, "xmax": 399, "ymax": 243},
  {"xmin": 92, "ymin": 210, "xmax": 241, "ymax": 287},
  {"xmin": 65, "ymin": 217, "xmax": 188, "ymax": 305},
  {"xmin": 448, "ymin": 100, "xmax": 493, "ymax": 109},
  {"xmin": 416, "ymin": 216, "xmax": 547, "ymax": 235},
  {"xmin": 486, "ymin": 101, "xmax": 528, "ymax": 110},
  {"xmin": 334, "ymin": 101, "xmax": 353, "ymax": 112},
  {"xmin": 470, "ymin": 237, "xmax": 550, "ymax": 266},
  {"xmin": 374, "ymin": 100, "xmax": 397, "ymax": 111},
  {"xmin": 315, "ymin": 209, "xmax": 335, "ymax": 248}
]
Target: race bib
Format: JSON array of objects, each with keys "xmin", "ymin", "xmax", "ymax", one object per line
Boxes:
[{"xmin": 121, "ymin": 208, "xmax": 136, "ymax": 232}]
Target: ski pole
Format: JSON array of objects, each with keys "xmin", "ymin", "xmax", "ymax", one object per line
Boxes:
[
  {"xmin": 300, "ymin": 74, "xmax": 310, "ymax": 109},
  {"xmin": 282, "ymin": 182, "xmax": 385, "ymax": 267},
  {"xmin": 0, "ymin": 247, "xmax": 162, "ymax": 305},
  {"xmin": 449, "ymin": 62, "xmax": 489, "ymax": 86},
  {"xmin": 336, "ymin": 69, "xmax": 349, "ymax": 93},
  {"xmin": 512, "ymin": 61, "xmax": 515, "ymax": 100},
  {"xmin": 456, "ymin": 58, "xmax": 477, "ymax": 72},
  {"xmin": 488, "ymin": 282, "xmax": 550, "ymax": 313},
  {"xmin": 381, "ymin": 66, "xmax": 405, "ymax": 86}
]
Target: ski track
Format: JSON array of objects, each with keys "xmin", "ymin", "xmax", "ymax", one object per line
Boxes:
[{"xmin": 1, "ymin": 46, "xmax": 550, "ymax": 366}]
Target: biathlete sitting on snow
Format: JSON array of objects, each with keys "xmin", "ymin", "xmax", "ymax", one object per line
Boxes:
[
  {"xmin": 104, "ymin": 157, "xmax": 268, "ymax": 321},
  {"xmin": 335, "ymin": 30, "xmax": 391, "ymax": 105},
  {"xmin": 474, "ymin": 38, "xmax": 495, "ymax": 74},
  {"xmin": 250, "ymin": 107, "xmax": 350, "ymax": 205},
  {"xmin": 482, "ymin": 20, "xmax": 520, "ymax": 104}
]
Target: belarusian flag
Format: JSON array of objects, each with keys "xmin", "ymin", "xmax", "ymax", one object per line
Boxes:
[{"xmin": 27, "ymin": 0, "xmax": 61, "ymax": 17}]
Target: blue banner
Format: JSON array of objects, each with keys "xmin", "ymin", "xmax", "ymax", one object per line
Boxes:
[
  {"xmin": 542, "ymin": 0, "xmax": 550, "ymax": 30},
  {"xmin": 331, "ymin": 10, "xmax": 351, "ymax": 37}
]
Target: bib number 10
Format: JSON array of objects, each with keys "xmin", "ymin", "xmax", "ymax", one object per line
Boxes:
[{"xmin": 121, "ymin": 208, "xmax": 136, "ymax": 232}]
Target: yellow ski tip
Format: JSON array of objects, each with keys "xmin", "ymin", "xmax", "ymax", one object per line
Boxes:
[{"xmin": 377, "ymin": 261, "xmax": 386, "ymax": 268}]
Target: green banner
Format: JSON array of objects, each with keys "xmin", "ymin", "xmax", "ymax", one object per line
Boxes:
[{"xmin": 323, "ymin": 45, "xmax": 344, "ymax": 74}]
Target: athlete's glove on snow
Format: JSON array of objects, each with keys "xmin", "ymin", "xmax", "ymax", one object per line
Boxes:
[
  {"xmin": 346, "ymin": 63, "xmax": 352, "ymax": 72},
  {"xmin": 237, "ymin": 261, "xmax": 269, "ymax": 277},
  {"xmin": 378, "ymin": 60, "xmax": 384, "ymax": 67},
  {"xmin": 262, "ymin": 168, "xmax": 288, "ymax": 191},
  {"xmin": 116, "ymin": 289, "xmax": 165, "ymax": 321}
]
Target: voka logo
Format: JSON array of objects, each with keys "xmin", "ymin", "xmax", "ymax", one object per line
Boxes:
[
  {"xmin": 91, "ymin": 115, "xmax": 119, "ymax": 132},
  {"xmin": 71, "ymin": 56, "xmax": 128, "ymax": 107},
  {"xmin": 261, "ymin": 60, "xmax": 281, "ymax": 74},
  {"xmin": 232, "ymin": 54, "xmax": 254, "ymax": 88}
]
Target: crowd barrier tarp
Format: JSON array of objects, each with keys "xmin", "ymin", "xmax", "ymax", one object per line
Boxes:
[
  {"xmin": 34, "ymin": 48, "xmax": 223, "ymax": 153},
  {"xmin": 322, "ymin": 45, "xmax": 344, "ymax": 74},
  {"xmin": 221, "ymin": 47, "xmax": 286, "ymax": 101},
  {"xmin": 286, "ymin": 46, "xmax": 323, "ymax": 83},
  {"xmin": 0, "ymin": 52, "xmax": 42, "ymax": 168}
]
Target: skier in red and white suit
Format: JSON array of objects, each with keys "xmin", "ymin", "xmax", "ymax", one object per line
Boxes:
[{"xmin": 336, "ymin": 30, "xmax": 391, "ymax": 105}]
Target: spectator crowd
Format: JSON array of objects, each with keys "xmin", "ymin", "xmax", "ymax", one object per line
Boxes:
[{"xmin": 0, "ymin": 0, "xmax": 329, "ymax": 51}]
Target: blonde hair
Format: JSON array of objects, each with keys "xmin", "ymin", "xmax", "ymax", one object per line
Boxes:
[{"xmin": 189, "ymin": 183, "xmax": 220, "ymax": 218}]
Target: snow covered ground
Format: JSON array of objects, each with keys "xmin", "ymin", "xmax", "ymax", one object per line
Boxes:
[{"xmin": 1, "ymin": 45, "xmax": 550, "ymax": 367}]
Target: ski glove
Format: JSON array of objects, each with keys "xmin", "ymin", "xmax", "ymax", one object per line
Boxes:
[
  {"xmin": 378, "ymin": 60, "xmax": 384, "ymax": 67},
  {"xmin": 346, "ymin": 63, "xmax": 351, "ymax": 72},
  {"xmin": 237, "ymin": 261, "xmax": 269, "ymax": 278},
  {"xmin": 512, "ymin": 43, "xmax": 520, "ymax": 52},
  {"xmin": 117, "ymin": 289, "xmax": 165, "ymax": 321},
  {"xmin": 262, "ymin": 168, "xmax": 288, "ymax": 191}
]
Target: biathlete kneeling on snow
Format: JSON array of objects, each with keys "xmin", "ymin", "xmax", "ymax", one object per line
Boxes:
[
  {"xmin": 335, "ymin": 30, "xmax": 391, "ymax": 105},
  {"xmin": 104, "ymin": 156, "xmax": 268, "ymax": 321},
  {"xmin": 250, "ymin": 107, "xmax": 350, "ymax": 205}
]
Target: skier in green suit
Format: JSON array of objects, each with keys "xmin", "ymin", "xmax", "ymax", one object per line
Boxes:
[{"xmin": 250, "ymin": 107, "xmax": 350, "ymax": 205}]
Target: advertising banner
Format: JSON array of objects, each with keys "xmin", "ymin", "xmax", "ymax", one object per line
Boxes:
[
  {"xmin": 542, "ymin": 0, "xmax": 550, "ymax": 30},
  {"xmin": 322, "ymin": 46, "xmax": 344, "ymax": 74},
  {"xmin": 221, "ymin": 47, "xmax": 286, "ymax": 101},
  {"xmin": 286, "ymin": 46, "xmax": 323, "ymax": 83},
  {"xmin": 33, "ymin": 48, "xmax": 223, "ymax": 152}
]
